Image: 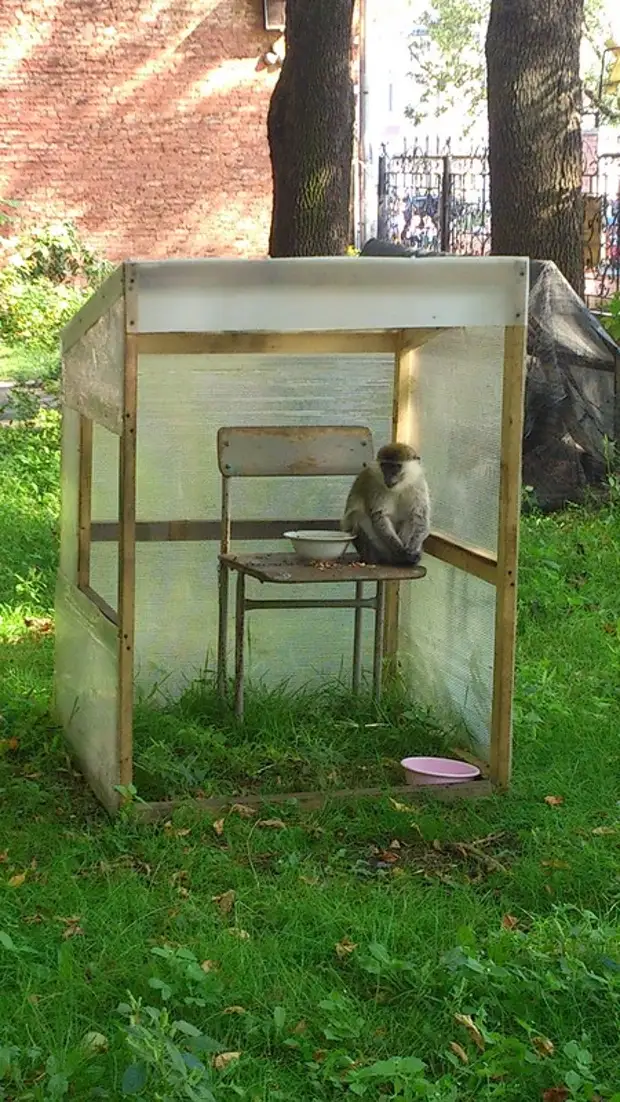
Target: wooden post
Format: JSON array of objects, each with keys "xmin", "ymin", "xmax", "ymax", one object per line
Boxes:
[
  {"xmin": 614, "ymin": 349, "xmax": 620, "ymax": 450},
  {"xmin": 117, "ymin": 319, "xmax": 138, "ymax": 789},
  {"xmin": 77, "ymin": 417, "xmax": 93, "ymax": 589},
  {"xmin": 490, "ymin": 325, "xmax": 527, "ymax": 789},
  {"xmin": 383, "ymin": 332, "xmax": 421, "ymax": 670}
]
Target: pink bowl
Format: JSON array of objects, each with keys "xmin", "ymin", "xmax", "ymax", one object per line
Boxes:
[{"xmin": 400, "ymin": 756, "xmax": 481, "ymax": 786}]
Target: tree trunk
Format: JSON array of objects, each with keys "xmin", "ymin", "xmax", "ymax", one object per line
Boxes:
[
  {"xmin": 486, "ymin": 0, "xmax": 585, "ymax": 296},
  {"xmin": 268, "ymin": 0, "xmax": 355, "ymax": 257}
]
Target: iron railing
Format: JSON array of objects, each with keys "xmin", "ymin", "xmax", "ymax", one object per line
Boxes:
[{"xmin": 378, "ymin": 143, "xmax": 620, "ymax": 306}]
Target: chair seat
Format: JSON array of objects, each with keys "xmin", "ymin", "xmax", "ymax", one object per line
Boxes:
[{"xmin": 219, "ymin": 552, "xmax": 427, "ymax": 585}]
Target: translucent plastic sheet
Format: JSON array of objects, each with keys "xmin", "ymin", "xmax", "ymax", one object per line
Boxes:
[
  {"xmin": 400, "ymin": 556, "xmax": 496, "ymax": 755},
  {"xmin": 63, "ymin": 297, "xmax": 124, "ymax": 434},
  {"xmin": 130, "ymin": 353, "xmax": 394, "ymax": 695},
  {"xmin": 54, "ymin": 575, "xmax": 120, "ymax": 810},
  {"xmin": 414, "ymin": 327, "xmax": 504, "ymax": 555}
]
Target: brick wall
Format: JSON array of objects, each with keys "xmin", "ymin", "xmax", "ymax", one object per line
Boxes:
[{"xmin": 0, "ymin": 0, "xmax": 280, "ymax": 261}]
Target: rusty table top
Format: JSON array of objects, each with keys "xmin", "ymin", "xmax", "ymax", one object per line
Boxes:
[{"xmin": 219, "ymin": 552, "xmax": 427, "ymax": 584}]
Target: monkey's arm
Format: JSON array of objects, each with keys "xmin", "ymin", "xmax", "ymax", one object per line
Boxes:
[{"xmin": 367, "ymin": 511, "xmax": 417, "ymax": 564}]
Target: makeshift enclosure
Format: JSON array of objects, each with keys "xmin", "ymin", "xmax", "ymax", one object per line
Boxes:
[{"xmin": 55, "ymin": 257, "xmax": 529, "ymax": 816}]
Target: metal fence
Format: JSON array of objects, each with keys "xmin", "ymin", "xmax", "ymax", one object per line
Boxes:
[{"xmin": 377, "ymin": 143, "xmax": 620, "ymax": 306}]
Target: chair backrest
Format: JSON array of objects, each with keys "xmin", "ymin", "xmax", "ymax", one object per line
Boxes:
[
  {"xmin": 217, "ymin": 426, "xmax": 374, "ymax": 552},
  {"xmin": 217, "ymin": 425, "xmax": 373, "ymax": 478}
]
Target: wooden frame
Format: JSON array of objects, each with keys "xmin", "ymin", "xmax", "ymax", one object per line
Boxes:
[{"xmin": 57, "ymin": 258, "xmax": 530, "ymax": 818}]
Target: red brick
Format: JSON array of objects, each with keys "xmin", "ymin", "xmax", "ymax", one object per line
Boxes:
[{"xmin": 0, "ymin": 0, "xmax": 278, "ymax": 260}]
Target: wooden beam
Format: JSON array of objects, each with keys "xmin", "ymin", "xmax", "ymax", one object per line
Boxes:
[
  {"xmin": 77, "ymin": 417, "xmax": 93, "ymax": 589},
  {"xmin": 424, "ymin": 531, "xmax": 497, "ymax": 585},
  {"xmin": 614, "ymin": 348, "xmax": 620, "ymax": 446},
  {"xmin": 490, "ymin": 325, "xmax": 527, "ymax": 790},
  {"xmin": 61, "ymin": 265, "xmax": 124, "ymax": 353},
  {"xmin": 132, "ymin": 779, "xmax": 494, "ymax": 821},
  {"xmin": 398, "ymin": 327, "xmax": 452, "ymax": 353},
  {"xmin": 383, "ymin": 332, "xmax": 421, "ymax": 664},
  {"xmin": 135, "ymin": 330, "xmax": 399, "ymax": 356},
  {"xmin": 117, "ymin": 332, "xmax": 138, "ymax": 790},
  {"xmin": 90, "ymin": 519, "xmax": 497, "ymax": 581},
  {"xmin": 80, "ymin": 585, "xmax": 119, "ymax": 626}
]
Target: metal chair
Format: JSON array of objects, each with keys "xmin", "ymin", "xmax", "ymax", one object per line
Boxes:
[{"xmin": 215, "ymin": 425, "xmax": 426, "ymax": 717}]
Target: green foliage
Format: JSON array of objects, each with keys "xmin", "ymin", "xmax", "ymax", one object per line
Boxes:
[
  {"xmin": 0, "ymin": 219, "xmax": 112, "ymax": 379},
  {"xmin": 600, "ymin": 293, "xmax": 620, "ymax": 345},
  {"xmin": 0, "ymin": 269, "xmax": 89, "ymax": 350},
  {"xmin": 407, "ymin": 0, "xmax": 617, "ymax": 127},
  {"xmin": 407, "ymin": 0, "xmax": 488, "ymax": 128}
]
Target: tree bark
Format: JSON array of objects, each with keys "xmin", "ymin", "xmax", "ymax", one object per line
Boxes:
[
  {"xmin": 268, "ymin": 0, "xmax": 355, "ymax": 257},
  {"xmin": 486, "ymin": 0, "xmax": 585, "ymax": 296}
]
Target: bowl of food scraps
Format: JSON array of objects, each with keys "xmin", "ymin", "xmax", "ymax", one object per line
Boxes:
[{"xmin": 284, "ymin": 530, "xmax": 354, "ymax": 563}]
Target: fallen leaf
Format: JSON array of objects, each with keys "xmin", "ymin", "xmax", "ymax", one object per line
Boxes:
[
  {"xmin": 24, "ymin": 617, "xmax": 53, "ymax": 635},
  {"xmin": 299, "ymin": 875, "xmax": 320, "ymax": 886},
  {"xmin": 212, "ymin": 889, "xmax": 236, "ymax": 915},
  {"xmin": 374, "ymin": 848, "xmax": 400, "ymax": 864},
  {"xmin": 502, "ymin": 914, "xmax": 519, "ymax": 930},
  {"xmin": 8, "ymin": 872, "xmax": 26, "ymax": 888},
  {"xmin": 389, "ymin": 799, "xmax": 417, "ymax": 813},
  {"xmin": 0, "ymin": 851, "xmax": 8, "ymax": 863},
  {"xmin": 602, "ymin": 622, "xmax": 616, "ymax": 635},
  {"xmin": 335, "ymin": 936, "xmax": 358, "ymax": 958},
  {"xmin": 541, "ymin": 860, "xmax": 570, "ymax": 870},
  {"xmin": 213, "ymin": 818, "xmax": 226, "ymax": 836},
  {"xmin": 293, "ymin": 1020, "xmax": 307, "ymax": 1034},
  {"xmin": 592, "ymin": 826, "xmax": 616, "ymax": 836},
  {"xmin": 82, "ymin": 1032, "xmax": 109, "ymax": 1053},
  {"xmin": 0, "ymin": 738, "xmax": 19, "ymax": 751},
  {"xmin": 164, "ymin": 822, "xmax": 191, "ymax": 838},
  {"xmin": 544, "ymin": 795, "xmax": 564, "ymax": 807},
  {"xmin": 542, "ymin": 1088, "xmax": 570, "ymax": 1102},
  {"xmin": 389, "ymin": 839, "xmax": 402, "ymax": 850},
  {"xmin": 229, "ymin": 803, "xmax": 257, "ymax": 819},
  {"xmin": 201, "ymin": 959, "xmax": 220, "ymax": 973},
  {"xmin": 227, "ymin": 927, "xmax": 250, "ymax": 940},
  {"xmin": 312, "ymin": 1049, "xmax": 327, "ymax": 1063},
  {"xmin": 223, "ymin": 1005, "xmax": 246, "ymax": 1015},
  {"xmin": 532, "ymin": 1035, "xmax": 554, "ymax": 1057},
  {"xmin": 212, "ymin": 1051, "xmax": 241, "ymax": 1071},
  {"xmin": 257, "ymin": 818, "xmax": 286, "ymax": 830},
  {"xmin": 22, "ymin": 914, "xmax": 43, "ymax": 924},
  {"xmin": 449, "ymin": 1041, "xmax": 469, "ymax": 1064},
  {"xmin": 454, "ymin": 1013, "xmax": 485, "ymax": 1052}
]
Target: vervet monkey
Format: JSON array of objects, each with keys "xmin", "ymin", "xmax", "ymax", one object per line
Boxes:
[{"xmin": 341, "ymin": 443, "xmax": 430, "ymax": 566}]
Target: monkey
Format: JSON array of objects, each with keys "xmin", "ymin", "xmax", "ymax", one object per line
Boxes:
[{"xmin": 341, "ymin": 443, "xmax": 430, "ymax": 566}]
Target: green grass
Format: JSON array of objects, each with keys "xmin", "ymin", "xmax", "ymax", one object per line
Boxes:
[
  {"xmin": 0, "ymin": 338, "xmax": 60, "ymax": 385},
  {"xmin": 1, "ymin": 412, "xmax": 620, "ymax": 1100}
]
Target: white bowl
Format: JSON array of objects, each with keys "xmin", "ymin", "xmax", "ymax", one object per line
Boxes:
[{"xmin": 284, "ymin": 530, "xmax": 354, "ymax": 562}]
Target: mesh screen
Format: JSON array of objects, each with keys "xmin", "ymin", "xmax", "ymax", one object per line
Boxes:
[
  {"xmin": 63, "ymin": 297, "xmax": 124, "ymax": 434},
  {"xmin": 90, "ymin": 422, "xmax": 120, "ymax": 610},
  {"xmin": 400, "ymin": 556, "xmax": 496, "ymax": 755},
  {"xmin": 54, "ymin": 575, "xmax": 120, "ymax": 810},
  {"xmin": 130, "ymin": 352, "xmax": 394, "ymax": 695},
  {"xmin": 415, "ymin": 327, "xmax": 504, "ymax": 554}
]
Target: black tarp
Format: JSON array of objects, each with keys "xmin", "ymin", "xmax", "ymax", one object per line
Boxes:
[{"xmin": 360, "ymin": 242, "xmax": 619, "ymax": 510}]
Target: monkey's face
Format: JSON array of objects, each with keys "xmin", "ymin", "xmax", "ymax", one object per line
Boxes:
[
  {"xmin": 377, "ymin": 444, "xmax": 420, "ymax": 488},
  {"xmin": 379, "ymin": 456, "xmax": 421, "ymax": 488},
  {"xmin": 380, "ymin": 460, "xmax": 406, "ymax": 488}
]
